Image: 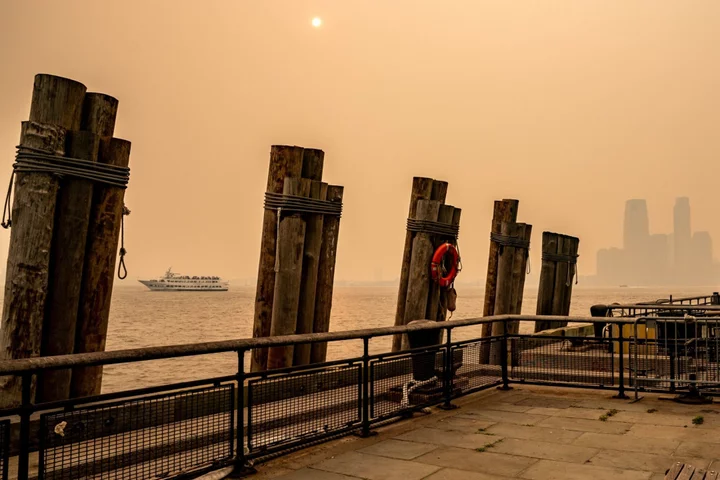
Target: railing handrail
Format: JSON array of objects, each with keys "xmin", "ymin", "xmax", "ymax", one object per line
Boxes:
[
  {"xmin": 0, "ymin": 313, "xmax": 698, "ymax": 375},
  {"xmin": 597, "ymin": 304, "xmax": 720, "ymax": 311}
]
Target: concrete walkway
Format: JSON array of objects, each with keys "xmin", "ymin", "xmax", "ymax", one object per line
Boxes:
[{"xmin": 252, "ymin": 386, "xmax": 720, "ymax": 480}]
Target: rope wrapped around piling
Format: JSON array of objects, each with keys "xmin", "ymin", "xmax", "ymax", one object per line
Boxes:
[
  {"xmin": 406, "ymin": 219, "xmax": 459, "ymax": 239},
  {"xmin": 490, "ymin": 232, "xmax": 529, "ymax": 249},
  {"xmin": 2, "ymin": 145, "xmax": 132, "ymax": 279},
  {"xmin": 542, "ymin": 252, "xmax": 579, "ymax": 286},
  {"xmin": 264, "ymin": 192, "xmax": 343, "ymax": 217}
]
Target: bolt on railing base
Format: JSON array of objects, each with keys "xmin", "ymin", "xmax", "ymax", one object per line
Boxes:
[
  {"xmin": 438, "ymin": 403, "xmax": 458, "ymax": 410},
  {"xmin": 496, "ymin": 385, "xmax": 513, "ymax": 391},
  {"xmin": 354, "ymin": 430, "xmax": 378, "ymax": 438}
]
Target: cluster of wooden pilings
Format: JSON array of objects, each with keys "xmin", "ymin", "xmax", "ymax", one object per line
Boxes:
[
  {"xmin": 251, "ymin": 146, "xmax": 344, "ymax": 372},
  {"xmin": 392, "ymin": 177, "xmax": 461, "ymax": 352},
  {"xmin": 0, "ymin": 75, "xmax": 131, "ymax": 406},
  {"xmin": 480, "ymin": 199, "xmax": 579, "ymax": 362}
]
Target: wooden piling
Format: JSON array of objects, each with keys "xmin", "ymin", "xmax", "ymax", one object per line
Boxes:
[
  {"xmin": 490, "ymin": 222, "xmax": 529, "ymax": 363},
  {"xmin": 437, "ymin": 208, "xmax": 462, "ymax": 321},
  {"xmin": 267, "ymin": 177, "xmax": 311, "ymax": 369},
  {"xmin": 71, "ymin": 137, "xmax": 131, "ymax": 398},
  {"xmin": 535, "ymin": 233, "xmax": 579, "ymax": 332},
  {"xmin": 391, "ymin": 177, "xmax": 434, "ymax": 352},
  {"xmin": 310, "ymin": 185, "xmax": 344, "ymax": 364},
  {"xmin": 294, "ymin": 178, "xmax": 327, "ymax": 365},
  {"xmin": 507, "ymin": 223, "xmax": 532, "ymax": 335},
  {"xmin": 36, "ymin": 130, "xmax": 100, "ymax": 403},
  {"xmin": 480, "ymin": 199, "xmax": 518, "ymax": 363},
  {"xmin": 426, "ymin": 204, "xmax": 455, "ymax": 322},
  {"xmin": 251, "ymin": 146, "xmax": 304, "ymax": 372},
  {"xmin": 0, "ymin": 75, "xmax": 86, "ymax": 407},
  {"xmin": 401, "ymin": 199, "xmax": 441, "ymax": 349}
]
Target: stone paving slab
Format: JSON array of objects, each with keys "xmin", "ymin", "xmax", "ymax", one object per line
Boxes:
[
  {"xmin": 485, "ymin": 422, "xmax": 584, "ymax": 444},
  {"xmin": 275, "ymin": 468, "xmax": 360, "ymax": 479},
  {"xmin": 608, "ymin": 410, "xmax": 699, "ymax": 427},
  {"xmin": 358, "ymin": 439, "xmax": 438, "ymax": 460},
  {"xmin": 395, "ymin": 427, "xmax": 503, "ymax": 450},
  {"xmin": 537, "ymin": 414, "xmax": 633, "ymax": 434},
  {"xmin": 423, "ymin": 467, "xmax": 514, "ymax": 480},
  {"xmin": 313, "ymin": 451, "xmax": 441, "ymax": 480},
  {"xmin": 491, "ymin": 437, "xmax": 599, "ymax": 463},
  {"xmin": 675, "ymin": 440, "xmax": 720, "ymax": 460},
  {"xmin": 627, "ymin": 423, "xmax": 720, "ymax": 443},
  {"xmin": 520, "ymin": 459, "xmax": 652, "ymax": 480},
  {"xmin": 575, "ymin": 431, "xmax": 680, "ymax": 455},
  {"xmin": 414, "ymin": 447, "xmax": 538, "ymax": 477},
  {"xmin": 429, "ymin": 416, "xmax": 496, "ymax": 433},
  {"xmin": 525, "ymin": 406, "xmax": 607, "ymax": 419},
  {"xmin": 456, "ymin": 408, "xmax": 549, "ymax": 425},
  {"xmin": 589, "ymin": 449, "xmax": 710, "ymax": 474}
]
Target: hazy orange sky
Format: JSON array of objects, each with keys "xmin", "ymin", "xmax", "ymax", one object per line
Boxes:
[{"xmin": 0, "ymin": 1, "xmax": 718, "ymax": 283}]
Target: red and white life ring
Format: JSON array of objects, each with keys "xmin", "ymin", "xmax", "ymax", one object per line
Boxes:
[{"xmin": 430, "ymin": 243, "xmax": 460, "ymax": 287}]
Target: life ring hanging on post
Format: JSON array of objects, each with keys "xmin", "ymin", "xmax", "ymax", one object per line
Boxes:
[{"xmin": 431, "ymin": 242, "xmax": 460, "ymax": 287}]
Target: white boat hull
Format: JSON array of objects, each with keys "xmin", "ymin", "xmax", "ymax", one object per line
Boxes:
[{"xmin": 138, "ymin": 279, "xmax": 229, "ymax": 292}]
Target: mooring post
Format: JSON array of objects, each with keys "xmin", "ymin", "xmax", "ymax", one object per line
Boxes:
[
  {"xmin": 480, "ymin": 199, "xmax": 518, "ymax": 363},
  {"xmin": 294, "ymin": 151, "xmax": 326, "ymax": 366},
  {"xmin": 251, "ymin": 146, "xmax": 304, "ymax": 372},
  {"xmin": 437, "ymin": 208, "xmax": 462, "ymax": 322},
  {"xmin": 310, "ymin": 185, "xmax": 344, "ymax": 364},
  {"xmin": 534, "ymin": 233, "xmax": 580, "ymax": 332},
  {"xmin": 36, "ymin": 129, "xmax": 100, "ymax": 403},
  {"xmin": 426, "ymin": 204, "xmax": 455, "ymax": 322},
  {"xmin": 508, "ymin": 223, "xmax": 532, "ymax": 334},
  {"xmin": 71, "ymin": 137, "xmax": 131, "ymax": 398},
  {"xmin": 391, "ymin": 177, "xmax": 434, "ymax": 352},
  {"xmin": 0, "ymin": 75, "xmax": 86, "ymax": 408},
  {"xmin": 267, "ymin": 177, "xmax": 311, "ymax": 370},
  {"xmin": 490, "ymin": 222, "xmax": 530, "ymax": 364},
  {"xmin": 401, "ymin": 199, "xmax": 441, "ymax": 350}
]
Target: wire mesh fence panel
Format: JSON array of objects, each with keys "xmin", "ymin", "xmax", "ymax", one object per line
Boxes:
[
  {"xmin": 246, "ymin": 363, "xmax": 362, "ymax": 455},
  {"xmin": 451, "ymin": 339, "xmax": 502, "ymax": 396},
  {"xmin": 509, "ymin": 336, "xmax": 615, "ymax": 387},
  {"xmin": 630, "ymin": 319, "xmax": 720, "ymax": 393},
  {"xmin": 39, "ymin": 384, "xmax": 234, "ymax": 480},
  {"xmin": 369, "ymin": 348, "xmax": 445, "ymax": 421},
  {"xmin": 0, "ymin": 419, "xmax": 8, "ymax": 480}
]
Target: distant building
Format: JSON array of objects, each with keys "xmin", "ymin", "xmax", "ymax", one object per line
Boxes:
[{"xmin": 594, "ymin": 197, "xmax": 717, "ymax": 286}]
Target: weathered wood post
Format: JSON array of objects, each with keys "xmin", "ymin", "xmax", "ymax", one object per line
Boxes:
[
  {"xmin": 391, "ymin": 177, "xmax": 434, "ymax": 352},
  {"xmin": 36, "ymin": 129, "xmax": 100, "ymax": 403},
  {"xmin": 489, "ymin": 222, "xmax": 531, "ymax": 364},
  {"xmin": 480, "ymin": 199, "xmax": 518, "ymax": 363},
  {"xmin": 401, "ymin": 199, "xmax": 441, "ymax": 349},
  {"xmin": 267, "ymin": 177, "xmax": 311, "ymax": 370},
  {"xmin": 68, "ymin": 93, "xmax": 126, "ymax": 397},
  {"xmin": 426, "ymin": 205, "xmax": 455, "ymax": 322},
  {"xmin": 294, "ymin": 150, "xmax": 326, "ymax": 366},
  {"xmin": 71, "ymin": 137, "xmax": 131, "ymax": 398},
  {"xmin": 437, "ymin": 208, "xmax": 462, "ymax": 321},
  {"xmin": 534, "ymin": 233, "xmax": 580, "ymax": 332},
  {"xmin": 0, "ymin": 75, "xmax": 86, "ymax": 407},
  {"xmin": 309, "ymin": 185, "xmax": 344, "ymax": 364},
  {"xmin": 251, "ymin": 146, "xmax": 304, "ymax": 372},
  {"xmin": 508, "ymin": 223, "xmax": 533, "ymax": 333}
]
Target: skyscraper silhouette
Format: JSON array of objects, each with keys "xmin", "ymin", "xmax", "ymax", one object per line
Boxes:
[{"xmin": 623, "ymin": 199, "xmax": 650, "ymax": 253}]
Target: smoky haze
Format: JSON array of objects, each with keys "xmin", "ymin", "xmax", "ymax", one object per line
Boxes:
[{"xmin": 0, "ymin": 1, "xmax": 718, "ymax": 286}]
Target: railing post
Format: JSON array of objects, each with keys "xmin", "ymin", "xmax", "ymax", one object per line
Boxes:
[
  {"xmin": 439, "ymin": 327, "xmax": 457, "ymax": 410},
  {"xmin": 230, "ymin": 349, "xmax": 255, "ymax": 477},
  {"xmin": 498, "ymin": 319, "xmax": 512, "ymax": 391},
  {"xmin": 613, "ymin": 325, "xmax": 628, "ymax": 399},
  {"xmin": 17, "ymin": 373, "xmax": 32, "ymax": 480},
  {"xmin": 360, "ymin": 337, "xmax": 375, "ymax": 437}
]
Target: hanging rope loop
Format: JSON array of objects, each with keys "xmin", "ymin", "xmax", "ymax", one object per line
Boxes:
[{"xmin": 117, "ymin": 206, "xmax": 131, "ymax": 280}]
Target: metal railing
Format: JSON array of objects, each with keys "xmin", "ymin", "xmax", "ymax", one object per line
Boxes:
[{"xmin": 0, "ymin": 314, "xmax": 718, "ymax": 480}]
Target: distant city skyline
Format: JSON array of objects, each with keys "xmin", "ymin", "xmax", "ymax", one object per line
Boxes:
[{"xmin": 594, "ymin": 197, "xmax": 718, "ymax": 286}]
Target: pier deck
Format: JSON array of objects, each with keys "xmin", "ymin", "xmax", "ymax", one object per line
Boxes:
[{"xmin": 250, "ymin": 385, "xmax": 720, "ymax": 480}]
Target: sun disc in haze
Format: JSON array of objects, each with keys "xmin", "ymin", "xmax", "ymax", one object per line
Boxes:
[{"xmin": 311, "ymin": 17, "xmax": 322, "ymax": 28}]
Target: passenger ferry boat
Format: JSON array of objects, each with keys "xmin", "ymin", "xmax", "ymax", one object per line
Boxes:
[{"xmin": 139, "ymin": 268, "xmax": 229, "ymax": 291}]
